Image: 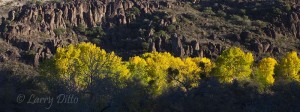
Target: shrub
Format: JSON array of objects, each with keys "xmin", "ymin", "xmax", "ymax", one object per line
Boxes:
[
  {"xmin": 216, "ymin": 10, "xmax": 227, "ymax": 17},
  {"xmin": 166, "ymin": 24, "xmax": 176, "ymax": 33},
  {"xmin": 131, "ymin": 7, "xmax": 141, "ymax": 15},
  {"xmin": 284, "ymin": 4, "xmax": 291, "ymax": 12},
  {"xmin": 84, "ymin": 27, "xmax": 106, "ymax": 38},
  {"xmin": 53, "ymin": 28, "xmax": 66, "ymax": 36},
  {"xmin": 141, "ymin": 42, "xmax": 149, "ymax": 51},
  {"xmin": 230, "ymin": 15, "xmax": 251, "ymax": 26},
  {"xmin": 36, "ymin": 0, "xmax": 44, "ymax": 6},
  {"xmin": 182, "ymin": 13, "xmax": 197, "ymax": 21},
  {"xmin": 126, "ymin": 7, "xmax": 141, "ymax": 17},
  {"xmin": 78, "ymin": 36, "xmax": 88, "ymax": 42},
  {"xmin": 74, "ymin": 24, "xmax": 86, "ymax": 33},
  {"xmin": 252, "ymin": 20, "xmax": 268, "ymax": 28},
  {"xmin": 272, "ymin": 7, "xmax": 283, "ymax": 15},
  {"xmin": 37, "ymin": 15, "xmax": 43, "ymax": 23},
  {"xmin": 239, "ymin": 9, "xmax": 246, "ymax": 15},
  {"xmin": 153, "ymin": 30, "xmax": 170, "ymax": 39},
  {"xmin": 203, "ymin": 7, "xmax": 215, "ymax": 15},
  {"xmin": 91, "ymin": 38, "xmax": 101, "ymax": 45}
]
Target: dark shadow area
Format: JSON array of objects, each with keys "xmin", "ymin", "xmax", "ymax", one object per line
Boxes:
[{"xmin": 1, "ymin": 65, "xmax": 300, "ymax": 112}]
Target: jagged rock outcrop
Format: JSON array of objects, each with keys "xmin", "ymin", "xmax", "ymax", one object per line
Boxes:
[
  {"xmin": 171, "ymin": 33, "xmax": 185, "ymax": 57},
  {"xmin": 0, "ymin": 0, "xmax": 172, "ymax": 65},
  {"xmin": 2, "ymin": 0, "xmax": 300, "ymax": 65}
]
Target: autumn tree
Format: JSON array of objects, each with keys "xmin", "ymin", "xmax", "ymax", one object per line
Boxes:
[
  {"xmin": 128, "ymin": 52, "xmax": 181, "ymax": 95},
  {"xmin": 191, "ymin": 57, "xmax": 215, "ymax": 78},
  {"xmin": 40, "ymin": 42, "xmax": 130, "ymax": 90},
  {"xmin": 169, "ymin": 57, "xmax": 202, "ymax": 91},
  {"xmin": 276, "ymin": 51, "xmax": 300, "ymax": 82},
  {"xmin": 128, "ymin": 52, "xmax": 208, "ymax": 95},
  {"xmin": 253, "ymin": 57, "xmax": 277, "ymax": 90},
  {"xmin": 211, "ymin": 47, "xmax": 254, "ymax": 83}
]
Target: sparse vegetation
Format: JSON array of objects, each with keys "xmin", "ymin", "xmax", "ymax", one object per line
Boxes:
[
  {"xmin": 203, "ymin": 7, "xmax": 215, "ymax": 15},
  {"xmin": 182, "ymin": 13, "xmax": 197, "ymax": 21},
  {"xmin": 53, "ymin": 28, "xmax": 66, "ymax": 36},
  {"xmin": 141, "ymin": 42, "xmax": 149, "ymax": 51},
  {"xmin": 84, "ymin": 27, "xmax": 106, "ymax": 38},
  {"xmin": 216, "ymin": 10, "xmax": 227, "ymax": 17},
  {"xmin": 37, "ymin": 15, "xmax": 42, "ymax": 23},
  {"xmin": 74, "ymin": 23, "xmax": 86, "ymax": 33},
  {"xmin": 252, "ymin": 20, "xmax": 268, "ymax": 27},
  {"xmin": 230, "ymin": 15, "xmax": 251, "ymax": 26},
  {"xmin": 153, "ymin": 30, "xmax": 169, "ymax": 39},
  {"xmin": 166, "ymin": 24, "xmax": 176, "ymax": 33},
  {"xmin": 126, "ymin": 7, "xmax": 141, "ymax": 17}
]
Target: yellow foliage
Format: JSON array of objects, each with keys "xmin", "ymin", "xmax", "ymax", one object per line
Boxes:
[
  {"xmin": 53, "ymin": 42, "xmax": 130, "ymax": 89},
  {"xmin": 128, "ymin": 52, "xmax": 207, "ymax": 95},
  {"xmin": 212, "ymin": 47, "xmax": 254, "ymax": 83},
  {"xmin": 45, "ymin": 44, "xmax": 300, "ymax": 96},
  {"xmin": 254, "ymin": 57, "xmax": 277, "ymax": 88},
  {"xmin": 191, "ymin": 57, "xmax": 215, "ymax": 76},
  {"xmin": 276, "ymin": 51, "xmax": 300, "ymax": 82}
]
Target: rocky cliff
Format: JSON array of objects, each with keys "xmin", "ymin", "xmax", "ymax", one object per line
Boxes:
[
  {"xmin": 1, "ymin": 0, "xmax": 300, "ymax": 66},
  {"xmin": 0, "ymin": 0, "xmax": 170, "ymax": 66}
]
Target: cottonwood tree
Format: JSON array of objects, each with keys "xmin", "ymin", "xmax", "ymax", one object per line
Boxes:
[
  {"xmin": 40, "ymin": 42, "xmax": 130, "ymax": 111},
  {"xmin": 254, "ymin": 57, "xmax": 277, "ymax": 90},
  {"xmin": 276, "ymin": 51, "xmax": 300, "ymax": 82},
  {"xmin": 212, "ymin": 47, "xmax": 254, "ymax": 83},
  {"xmin": 128, "ymin": 52, "xmax": 212, "ymax": 95}
]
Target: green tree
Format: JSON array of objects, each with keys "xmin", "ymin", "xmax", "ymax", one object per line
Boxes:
[
  {"xmin": 276, "ymin": 51, "xmax": 300, "ymax": 82},
  {"xmin": 212, "ymin": 47, "xmax": 254, "ymax": 83}
]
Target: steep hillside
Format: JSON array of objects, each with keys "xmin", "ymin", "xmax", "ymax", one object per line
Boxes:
[{"xmin": 0, "ymin": 0, "xmax": 299, "ymax": 64}]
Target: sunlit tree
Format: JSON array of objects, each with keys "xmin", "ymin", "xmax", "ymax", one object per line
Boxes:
[
  {"xmin": 128, "ymin": 52, "xmax": 206, "ymax": 95},
  {"xmin": 128, "ymin": 52, "xmax": 178, "ymax": 95},
  {"xmin": 191, "ymin": 57, "xmax": 215, "ymax": 78},
  {"xmin": 276, "ymin": 51, "xmax": 300, "ymax": 82},
  {"xmin": 212, "ymin": 47, "xmax": 254, "ymax": 83},
  {"xmin": 40, "ymin": 42, "xmax": 130, "ymax": 90},
  {"xmin": 254, "ymin": 57, "xmax": 277, "ymax": 89}
]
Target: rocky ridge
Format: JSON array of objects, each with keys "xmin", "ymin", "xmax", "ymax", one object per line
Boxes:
[
  {"xmin": 0, "ymin": 0, "xmax": 170, "ymax": 66},
  {"xmin": 1, "ymin": 0, "xmax": 300, "ymax": 66}
]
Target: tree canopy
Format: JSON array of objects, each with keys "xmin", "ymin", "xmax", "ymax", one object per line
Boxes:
[
  {"xmin": 40, "ymin": 42, "xmax": 130, "ymax": 90},
  {"xmin": 211, "ymin": 47, "xmax": 254, "ymax": 83},
  {"xmin": 40, "ymin": 43, "xmax": 300, "ymax": 95},
  {"xmin": 128, "ymin": 52, "xmax": 213, "ymax": 95},
  {"xmin": 254, "ymin": 57, "xmax": 277, "ymax": 90},
  {"xmin": 276, "ymin": 51, "xmax": 300, "ymax": 82}
]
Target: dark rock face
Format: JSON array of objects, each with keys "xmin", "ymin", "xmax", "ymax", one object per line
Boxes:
[
  {"xmin": 2, "ymin": 0, "xmax": 300, "ymax": 65},
  {"xmin": 3, "ymin": 0, "xmax": 147, "ymax": 36},
  {"xmin": 240, "ymin": 31, "xmax": 252, "ymax": 43},
  {"xmin": 153, "ymin": 36, "xmax": 162, "ymax": 52},
  {"xmin": 0, "ymin": 0, "xmax": 164, "ymax": 65},
  {"xmin": 171, "ymin": 34, "xmax": 185, "ymax": 57}
]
